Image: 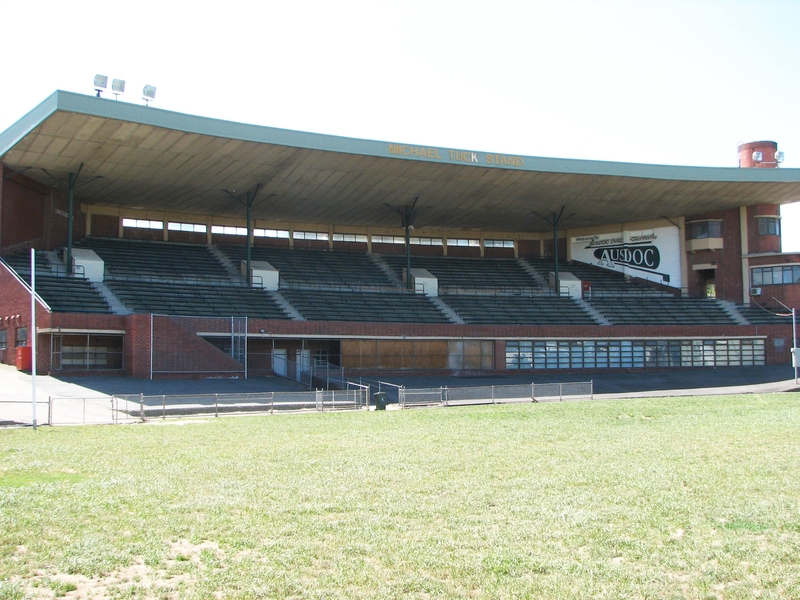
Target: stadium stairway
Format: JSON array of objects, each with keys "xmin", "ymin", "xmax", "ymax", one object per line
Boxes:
[
  {"xmin": 369, "ymin": 253, "xmax": 404, "ymax": 287},
  {"xmin": 715, "ymin": 300, "xmax": 750, "ymax": 325},
  {"xmin": 92, "ymin": 281, "xmax": 133, "ymax": 315},
  {"xmin": 208, "ymin": 244, "xmax": 245, "ymax": 281},
  {"xmin": 429, "ymin": 296, "xmax": 465, "ymax": 324},
  {"xmin": 574, "ymin": 297, "xmax": 611, "ymax": 325},
  {"xmin": 517, "ymin": 258, "xmax": 548, "ymax": 287},
  {"xmin": 268, "ymin": 290, "xmax": 305, "ymax": 321}
]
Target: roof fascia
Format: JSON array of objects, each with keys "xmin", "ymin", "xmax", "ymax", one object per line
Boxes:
[
  {"xmin": 0, "ymin": 91, "xmax": 60, "ymax": 159},
  {"xmin": 3, "ymin": 90, "xmax": 800, "ymax": 185}
]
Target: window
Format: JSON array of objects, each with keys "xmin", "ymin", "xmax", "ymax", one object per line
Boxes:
[
  {"xmin": 293, "ymin": 231, "xmax": 329, "ymax": 241},
  {"xmin": 506, "ymin": 338, "xmax": 765, "ymax": 369},
  {"xmin": 687, "ymin": 221, "xmax": 722, "ymax": 239},
  {"xmin": 485, "ymin": 240, "xmax": 515, "ymax": 248},
  {"xmin": 757, "ymin": 217, "xmax": 780, "ymax": 236},
  {"xmin": 372, "ymin": 235, "xmax": 406, "ymax": 244},
  {"xmin": 332, "ymin": 233, "xmax": 368, "ymax": 243},
  {"xmin": 16, "ymin": 327, "xmax": 28, "ymax": 347},
  {"xmin": 122, "ymin": 218, "xmax": 163, "ymax": 230},
  {"xmin": 168, "ymin": 221, "xmax": 207, "ymax": 233},
  {"xmin": 751, "ymin": 265, "xmax": 800, "ymax": 286},
  {"xmin": 446, "ymin": 238, "xmax": 480, "ymax": 247},
  {"xmin": 254, "ymin": 228, "xmax": 290, "ymax": 239},
  {"xmin": 409, "ymin": 237, "xmax": 443, "ymax": 246},
  {"xmin": 0, "ymin": 330, "xmax": 6, "ymax": 349},
  {"xmin": 211, "ymin": 225, "xmax": 247, "ymax": 236}
]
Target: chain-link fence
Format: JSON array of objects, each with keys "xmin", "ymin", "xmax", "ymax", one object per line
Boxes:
[{"xmin": 398, "ymin": 381, "xmax": 593, "ymax": 408}]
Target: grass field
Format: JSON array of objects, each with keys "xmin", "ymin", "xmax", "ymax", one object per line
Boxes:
[{"xmin": 1, "ymin": 394, "xmax": 800, "ymax": 599}]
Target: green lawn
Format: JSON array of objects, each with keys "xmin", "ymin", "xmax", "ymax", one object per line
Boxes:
[{"xmin": 1, "ymin": 394, "xmax": 800, "ymax": 599}]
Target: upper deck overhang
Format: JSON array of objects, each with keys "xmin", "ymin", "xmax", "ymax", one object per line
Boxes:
[{"xmin": 3, "ymin": 91, "xmax": 800, "ymax": 232}]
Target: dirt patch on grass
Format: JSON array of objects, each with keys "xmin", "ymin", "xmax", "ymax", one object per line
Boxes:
[{"xmin": 15, "ymin": 540, "xmax": 222, "ymax": 598}]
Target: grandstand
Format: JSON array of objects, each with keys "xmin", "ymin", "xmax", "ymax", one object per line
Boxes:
[{"xmin": 0, "ymin": 91, "xmax": 798, "ymax": 378}]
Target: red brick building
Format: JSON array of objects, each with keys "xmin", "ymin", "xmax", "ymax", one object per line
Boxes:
[{"xmin": 1, "ymin": 92, "xmax": 798, "ymax": 378}]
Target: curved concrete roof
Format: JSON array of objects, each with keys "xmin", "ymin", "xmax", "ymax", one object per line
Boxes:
[{"xmin": 2, "ymin": 91, "xmax": 800, "ymax": 232}]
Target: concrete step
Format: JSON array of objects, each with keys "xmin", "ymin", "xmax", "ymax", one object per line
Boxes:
[
  {"xmin": 430, "ymin": 296, "xmax": 465, "ymax": 324},
  {"xmin": 92, "ymin": 281, "xmax": 133, "ymax": 315},
  {"xmin": 575, "ymin": 297, "xmax": 611, "ymax": 325},
  {"xmin": 268, "ymin": 290, "xmax": 305, "ymax": 321}
]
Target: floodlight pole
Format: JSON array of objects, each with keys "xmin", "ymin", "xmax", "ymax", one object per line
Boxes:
[
  {"xmin": 535, "ymin": 205, "xmax": 567, "ymax": 296},
  {"xmin": 224, "ymin": 185, "xmax": 267, "ymax": 286},
  {"xmin": 773, "ymin": 298, "xmax": 798, "ymax": 384},
  {"xmin": 41, "ymin": 164, "xmax": 101, "ymax": 275},
  {"xmin": 31, "ymin": 249, "xmax": 37, "ymax": 431},
  {"xmin": 386, "ymin": 197, "xmax": 420, "ymax": 290}
]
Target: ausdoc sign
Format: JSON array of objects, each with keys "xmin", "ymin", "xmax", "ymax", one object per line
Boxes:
[
  {"xmin": 571, "ymin": 227, "xmax": 681, "ymax": 288},
  {"xmin": 594, "ymin": 244, "xmax": 660, "ymax": 271}
]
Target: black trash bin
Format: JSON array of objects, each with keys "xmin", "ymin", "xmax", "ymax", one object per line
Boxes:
[{"xmin": 373, "ymin": 391, "xmax": 388, "ymax": 411}]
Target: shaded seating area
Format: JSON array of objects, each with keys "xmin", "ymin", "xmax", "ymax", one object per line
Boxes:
[
  {"xmin": 588, "ymin": 297, "xmax": 736, "ymax": 325},
  {"xmin": 527, "ymin": 258, "xmax": 673, "ymax": 297},
  {"xmin": 220, "ymin": 246, "xmax": 393, "ymax": 289},
  {"xmin": 78, "ymin": 237, "xmax": 233, "ymax": 283},
  {"xmin": 23, "ymin": 275, "xmax": 111, "ymax": 314},
  {"xmin": 280, "ymin": 289, "xmax": 450, "ymax": 323},
  {"xmin": 2, "ymin": 252, "xmax": 112, "ymax": 314},
  {"xmin": 381, "ymin": 255, "xmax": 539, "ymax": 291},
  {"xmin": 442, "ymin": 295, "xmax": 596, "ymax": 325},
  {"xmin": 106, "ymin": 280, "xmax": 289, "ymax": 319},
  {"xmin": 737, "ymin": 304, "xmax": 794, "ymax": 325}
]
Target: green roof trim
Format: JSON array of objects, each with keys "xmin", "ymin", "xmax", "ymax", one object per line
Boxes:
[{"xmin": 3, "ymin": 90, "xmax": 800, "ymax": 184}]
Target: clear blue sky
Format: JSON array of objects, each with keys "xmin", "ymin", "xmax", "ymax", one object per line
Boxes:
[{"xmin": 2, "ymin": 0, "xmax": 799, "ymax": 248}]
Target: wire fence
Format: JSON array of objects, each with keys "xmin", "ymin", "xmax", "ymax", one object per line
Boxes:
[
  {"xmin": 398, "ymin": 381, "xmax": 594, "ymax": 408},
  {"xmin": 1, "ymin": 380, "xmax": 592, "ymax": 426}
]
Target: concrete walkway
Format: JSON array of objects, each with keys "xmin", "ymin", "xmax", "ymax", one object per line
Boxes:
[
  {"xmin": 0, "ymin": 364, "xmax": 114, "ymax": 426},
  {"xmin": 1, "ymin": 363, "xmax": 798, "ymax": 427}
]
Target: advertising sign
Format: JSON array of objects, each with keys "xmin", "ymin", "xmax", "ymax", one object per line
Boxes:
[{"xmin": 571, "ymin": 227, "xmax": 681, "ymax": 288}]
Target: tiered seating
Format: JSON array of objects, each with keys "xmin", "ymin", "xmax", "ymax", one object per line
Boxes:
[
  {"xmin": 588, "ymin": 297, "xmax": 735, "ymax": 325},
  {"xmin": 220, "ymin": 246, "xmax": 393, "ymax": 288},
  {"xmin": 526, "ymin": 257, "xmax": 671, "ymax": 296},
  {"xmin": 381, "ymin": 255, "xmax": 538, "ymax": 291},
  {"xmin": 280, "ymin": 289, "xmax": 449, "ymax": 323},
  {"xmin": 737, "ymin": 304, "xmax": 794, "ymax": 325},
  {"xmin": 442, "ymin": 295, "xmax": 596, "ymax": 325},
  {"xmin": 2, "ymin": 252, "xmax": 112, "ymax": 314},
  {"xmin": 78, "ymin": 237, "xmax": 232, "ymax": 283},
  {"xmin": 105, "ymin": 280, "xmax": 289, "ymax": 319},
  {"xmin": 3, "ymin": 250, "xmax": 59, "ymax": 275}
]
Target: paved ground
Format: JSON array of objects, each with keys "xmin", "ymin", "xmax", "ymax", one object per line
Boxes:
[{"xmin": 1, "ymin": 363, "xmax": 798, "ymax": 427}]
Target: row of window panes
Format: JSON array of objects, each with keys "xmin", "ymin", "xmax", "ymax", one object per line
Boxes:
[
  {"xmin": 0, "ymin": 328, "xmax": 27, "ymax": 349},
  {"xmin": 687, "ymin": 221, "xmax": 722, "ymax": 240},
  {"xmin": 123, "ymin": 219, "xmax": 513, "ymax": 248},
  {"xmin": 293, "ymin": 231, "xmax": 329, "ymax": 241},
  {"xmin": 61, "ymin": 346, "xmax": 109, "ymax": 366},
  {"xmin": 506, "ymin": 339, "xmax": 765, "ymax": 369},
  {"xmin": 332, "ymin": 233, "xmax": 368, "ymax": 243},
  {"xmin": 168, "ymin": 222, "xmax": 207, "ymax": 233},
  {"xmin": 122, "ymin": 218, "xmax": 163, "ymax": 230},
  {"xmin": 752, "ymin": 265, "xmax": 800, "ymax": 286},
  {"xmin": 757, "ymin": 217, "xmax": 780, "ymax": 236}
]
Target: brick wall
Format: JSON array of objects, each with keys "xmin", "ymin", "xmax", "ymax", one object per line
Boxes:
[
  {"xmin": 747, "ymin": 204, "xmax": 782, "ymax": 254},
  {"xmin": 0, "ymin": 262, "xmax": 53, "ymax": 368}
]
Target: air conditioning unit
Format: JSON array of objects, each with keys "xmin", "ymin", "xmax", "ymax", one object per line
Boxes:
[{"xmin": 750, "ymin": 287, "xmax": 763, "ymax": 296}]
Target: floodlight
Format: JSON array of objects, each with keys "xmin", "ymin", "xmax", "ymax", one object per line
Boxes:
[
  {"xmin": 94, "ymin": 74, "xmax": 108, "ymax": 97},
  {"xmin": 775, "ymin": 151, "xmax": 785, "ymax": 163},
  {"xmin": 752, "ymin": 151, "xmax": 763, "ymax": 163},
  {"xmin": 111, "ymin": 78, "xmax": 125, "ymax": 100},
  {"xmin": 142, "ymin": 84, "xmax": 157, "ymax": 106}
]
